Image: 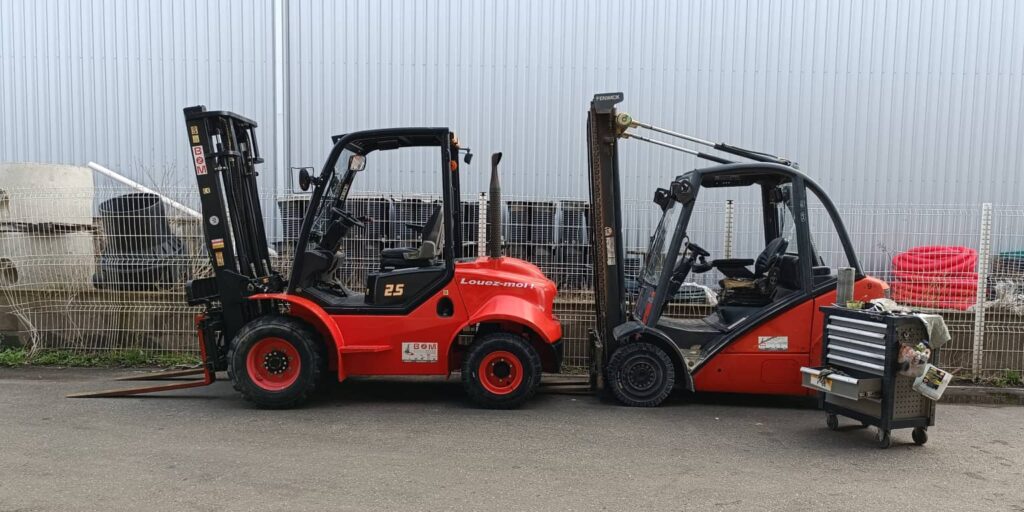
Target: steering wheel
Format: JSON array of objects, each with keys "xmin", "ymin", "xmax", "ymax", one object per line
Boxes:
[
  {"xmin": 755, "ymin": 237, "xmax": 789, "ymax": 276},
  {"xmin": 685, "ymin": 241, "xmax": 713, "ymax": 274},
  {"xmin": 686, "ymin": 241, "xmax": 710, "ymax": 258}
]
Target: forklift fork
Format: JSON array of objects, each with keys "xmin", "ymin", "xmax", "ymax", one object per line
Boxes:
[
  {"xmin": 67, "ymin": 316, "xmax": 218, "ymax": 399},
  {"xmin": 112, "ymin": 368, "xmax": 206, "ymax": 381}
]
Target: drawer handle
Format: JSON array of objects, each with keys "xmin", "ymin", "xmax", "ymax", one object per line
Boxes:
[
  {"xmin": 827, "ymin": 353, "xmax": 885, "ymax": 373},
  {"xmin": 829, "ymin": 344, "xmax": 886, "ymax": 361},
  {"xmin": 828, "ymin": 334, "xmax": 884, "ymax": 349},
  {"xmin": 830, "ymin": 316, "xmax": 887, "ymax": 330},
  {"xmin": 827, "ymin": 324, "xmax": 886, "ymax": 339}
]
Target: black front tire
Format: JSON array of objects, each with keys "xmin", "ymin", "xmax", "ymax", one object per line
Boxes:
[
  {"xmin": 605, "ymin": 342, "xmax": 675, "ymax": 407},
  {"xmin": 462, "ymin": 332, "xmax": 542, "ymax": 409},
  {"xmin": 227, "ymin": 315, "xmax": 325, "ymax": 409}
]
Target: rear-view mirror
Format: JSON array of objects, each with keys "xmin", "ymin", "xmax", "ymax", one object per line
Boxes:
[
  {"xmin": 653, "ymin": 188, "xmax": 671, "ymax": 211},
  {"xmin": 349, "ymin": 154, "xmax": 366, "ymax": 172}
]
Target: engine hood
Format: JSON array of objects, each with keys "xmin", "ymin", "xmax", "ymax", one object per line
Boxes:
[{"xmin": 454, "ymin": 256, "xmax": 558, "ymax": 310}]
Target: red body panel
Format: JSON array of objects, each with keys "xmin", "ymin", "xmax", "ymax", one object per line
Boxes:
[
  {"xmin": 693, "ymin": 297, "xmax": 815, "ymax": 395},
  {"xmin": 454, "ymin": 257, "xmax": 562, "ymax": 343},
  {"xmin": 250, "ymin": 256, "xmax": 560, "ymax": 382},
  {"xmin": 692, "ymin": 276, "xmax": 888, "ymax": 396}
]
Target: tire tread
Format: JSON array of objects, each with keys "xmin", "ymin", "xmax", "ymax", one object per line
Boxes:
[
  {"xmin": 227, "ymin": 315, "xmax": 325, "ymax": 409},
  {"xmin": 461, "ymin": 332, "xmax": 542, "ymax": 409},
  {"xmin": 605, "ymin": 341, "xmax": 675, "ymax": 407}
]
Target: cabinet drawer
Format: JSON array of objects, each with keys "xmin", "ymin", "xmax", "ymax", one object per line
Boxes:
[{"xmin": 800, "ymin": 366, "xmax": 882, "ymax": 401}]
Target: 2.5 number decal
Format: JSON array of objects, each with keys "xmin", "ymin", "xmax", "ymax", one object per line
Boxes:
[{"xmin": 384, "ymin": 283, "xmax": 405, "ymax": 297}]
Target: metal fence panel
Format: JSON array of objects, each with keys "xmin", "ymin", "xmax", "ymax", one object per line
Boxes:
[{"xmin": 1, "ymin": 180, "xmax": 1021, "ymax": 379}]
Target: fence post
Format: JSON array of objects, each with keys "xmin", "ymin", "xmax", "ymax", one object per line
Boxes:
[
  {"xmin": 477, "ymin": 192, "xmax": 487, "ymax": 258},
  {"xmin": 972, "ymin": 203, "xmax": 993, "ymax": 380},
  {"xmin": 723, "ymin": 199, "xmax": 735, "ymax": 259}
]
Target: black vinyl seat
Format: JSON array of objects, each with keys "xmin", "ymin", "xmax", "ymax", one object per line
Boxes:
[
  {"xmin": 716, "ymin": 237, "xmax": 789, "ymax": 307},
  {"xmin": 380, "ymin": 205, "xmax": 443, "ymax": 269}
]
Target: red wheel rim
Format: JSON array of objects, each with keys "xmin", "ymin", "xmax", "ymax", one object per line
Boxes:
[
  {"xmin": 245, "ymin": 337, "xmax": 301, "ymax": 391},
  {"xmin": 478, "ymin": 350, "xmax": 524, "ymax": 396}
]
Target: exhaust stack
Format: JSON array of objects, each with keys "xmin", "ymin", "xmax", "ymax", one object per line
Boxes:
[{"xmin": 488, "ymin": 152, "xmax": 503, "ymax": 258}]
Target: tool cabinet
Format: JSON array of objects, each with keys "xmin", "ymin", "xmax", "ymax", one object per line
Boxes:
[{"xmin": 801, "ymin": 307, "xmax": 937, "ymax": 448}]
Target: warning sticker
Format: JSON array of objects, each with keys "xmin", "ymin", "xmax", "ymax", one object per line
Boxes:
[
  {"xmin": 192, "ymin": 145, "xmax": 208, "ymax": 175},
  {"xmin": 402, "ymin": 342, "xmax": 438, "ymax": 363},
  {"xmin": 758, "ymin": 336, "xmax": 788, "ymax": 351},
  {"xmin": 210, "ymin": 238, "xmax": 225, "ymax": 250}
]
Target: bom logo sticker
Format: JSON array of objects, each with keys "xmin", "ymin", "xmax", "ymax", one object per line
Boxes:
[
  {"xmin": 192, "ymin": 145, "xmax": 208, "ymax": 175},
  {"xmin": 402, "ymin": 342, "xmax": 438, "ymax": 363},
  {"xmin": 459, "ymin": 277, "xmax": 536, "ymax": 289}
]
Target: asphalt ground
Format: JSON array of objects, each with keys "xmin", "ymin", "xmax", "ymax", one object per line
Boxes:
[{"xmin": 1, "ymin": 368, "xmax": 1022, "ymax": 512}]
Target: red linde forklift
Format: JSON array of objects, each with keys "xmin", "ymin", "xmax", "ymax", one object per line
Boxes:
[
  {"xmin": 586, "ymin": 93, "xmax": 887, "ymax": 406},
  {"xmin": 72, "ymin": 107, "xmax": 562, "ymax": 409}
]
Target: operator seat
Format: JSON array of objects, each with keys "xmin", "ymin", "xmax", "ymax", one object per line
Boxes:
[
  {"xmin": 716, "ymin": 237, "xmax": 789, "ymax": 307},
  {"xmin": 380, "ymin": 205, "xmax": 444, "ymax": 269},
  {"xmin": 709, "ymin": 237, "xmax": 788, "ymax": 281}
]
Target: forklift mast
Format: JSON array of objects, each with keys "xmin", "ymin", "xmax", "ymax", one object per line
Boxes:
[
  {"xmin": 182, "ymin": 106, "xmax": 283, "ymax": 350},
  {"xmin": 586, "ymin": 93, "xmax": 629, "ymax": 387}
]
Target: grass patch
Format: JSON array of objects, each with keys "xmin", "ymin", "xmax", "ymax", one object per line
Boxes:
[
  {"xmin": 989, "ymin": 370, "xmax": 1023, "ymax": 388},
  {"xmin": 0, "ymin": 348, "xmax": 28, "ymax": 367},
  {"xmin": 0, "ymin": 348, "xmax": 199, "ymax": 368}
]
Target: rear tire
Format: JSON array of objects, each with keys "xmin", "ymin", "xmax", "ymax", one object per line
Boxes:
[
  {"xmin": 606, "ymin": 342, "xmax": 675, "ymax": 407},
  {"xmin": 228, "ymin": 315, "xmax": 325, "ymax": 409},
  {"xmin": 462, "ymin": 332, "xmax": 542, "ymax": 409}
]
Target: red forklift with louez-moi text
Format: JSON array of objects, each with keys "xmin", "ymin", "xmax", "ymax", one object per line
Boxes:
[{"xmin": 71, "ymin": 107, "xmax": 563, "ymax": 409}]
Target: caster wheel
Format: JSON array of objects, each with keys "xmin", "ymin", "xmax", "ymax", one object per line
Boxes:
[
  {"xmin": 826, "ymin": 414, "xmax": 839, "ymax": 431},
  {"xmin": 912, "ymin": 427, "xmax": 928, "ymax": 446},
  {"xmin": 876, "ymin": 428, "xmax": 892, "ymax": 449}
]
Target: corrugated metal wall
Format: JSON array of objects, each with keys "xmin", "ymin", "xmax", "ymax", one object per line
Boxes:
[
  {"xmin": 0, "ymin": 0, "xmax": 277, "ymax": 195},
  {"xmin": 2, "ymin": 0, "xmax": 1023, "ymax": 208}
]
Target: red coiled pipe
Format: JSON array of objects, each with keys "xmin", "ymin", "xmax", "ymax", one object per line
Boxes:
[{"xmin": 892, "ymin": 246, "xmax": 978, "ymax": 310}]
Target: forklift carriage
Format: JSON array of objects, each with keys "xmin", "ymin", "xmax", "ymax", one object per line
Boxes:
[{"xmin": 586, "ymin": 93, "xmax": 888, "ymax": 407}]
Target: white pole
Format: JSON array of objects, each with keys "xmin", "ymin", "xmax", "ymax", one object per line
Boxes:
[
  {"xmin": 87, "ymin": 161, "xmax": 200, "ymax": 218},
  {"xmin": 87, "ymin": 161, "xmax": 278, "ymax": 258},
  {"xmin": 272, "ymin": 0, "xmax": 289, "ymax": 198},
  {"xmin": 971, "ymin": 202, "xmax": 993, "ymax": 380},
  {"xmin": 477, "ymin": 192, "xmax": 487, "ymax": 258},
  {"xmin": 723, "ymin": 199, "xmax": 735, "ymax": 259}
]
